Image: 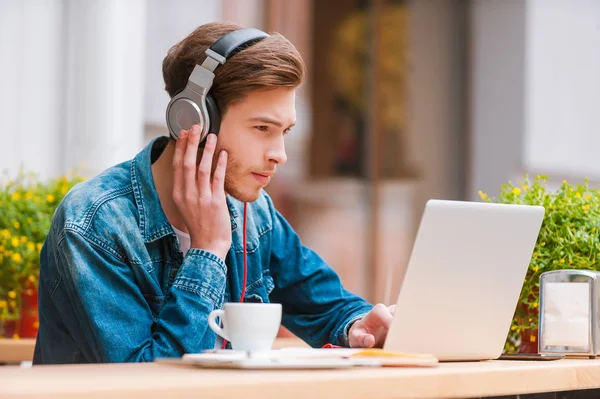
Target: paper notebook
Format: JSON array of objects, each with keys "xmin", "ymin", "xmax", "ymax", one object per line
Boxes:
[{"xmin": 156, "ymin": 348, "xmax": 439, "ymax": 370}]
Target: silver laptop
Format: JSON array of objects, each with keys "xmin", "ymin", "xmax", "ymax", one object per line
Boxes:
[{"xmin": 384, "ymin": 199, "xmax": 544, "ymax": 361}]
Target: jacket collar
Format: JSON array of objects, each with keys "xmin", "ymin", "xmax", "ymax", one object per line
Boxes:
[{"xmin": 130, "ymin": 136, "xmax": 239, "ymax": 243}]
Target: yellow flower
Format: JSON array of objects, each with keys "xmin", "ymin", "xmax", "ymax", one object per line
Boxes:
[
  {"xmin": 536, "ymin": 175, "xmax": 541, "ymax": 180},
  {"xmin": 563, "ymin": 180, "xmax": 568, "ymax": 185},
  {"xmin": 560, "ymin": 259, "xmax": 565, "ymax": 264},
  {"xmin": 20, "ymin": 236, "xmax": 27, "ymax": 244},
  {"xmin": 0, "ymin": 300, "xmax": 7, "ymax": 308},
  {"xmin": 522, "ymin": 185, "xmax": 527, "ymax": 192},
  {"xmin": 1, "ymin": 229, "xmax": 10, "ymax": 238},
  {"xmin": 549, "ymin": 204, "xmax": 555, "ymax": 209},
  {"xmin": 9, "ymin": 300, "xmax": 16, "ymax": 308},
  {"xmin": 569, "ymin": 259, "xmax": 574, "ymax": 264},
  {"xmin": 478, "ymin": 190, "xmax": 488, "ymax": 200},
  {"xmin": 36, "ymin": 243, "xmax": 43, "ymax": 252},
  {"xmin": 576, "ymin": 192, "xmax": 582, "ymax": 198},
  {"xmin": 587, "ymin": 194, "xmax": 592, "ymax": 200},
  {"xmin": 541, "ymin": 242, "xmax": 546, "ymax": 247},
  {"xmin": 584, "ymin": 205, "xmax": 590, "ymax": 211},
  {"xmin": 12, "ymin": 221, "xmax": 20, "ymax": 229},
  {"xmin": 46, "ymin": 194, "xmax": 55, "ymax": 203},
  {"xmin": 27, "ymin": 275, "xmax": 36, "ymax": 284},
  {"xmin": 7, "ymin": 291, "xmax": 16, "ymax": 299},
  {"xmin": 11, "ymin": 253, "xmax": 22, "ymax": 264},
  {"xmin": 510, "ymin": 325, "xmax": 517, "ymax": 331},
  {"xmin": 532, "ymin": 266, "xmax": 539, "ymax": 273},
  {"xmin": 512, "ymin": 188, "xmax": 521, "ymax": 196},
  {"xmin": 25, "ymin": 191, "xmax": 33, "ymax": 200},
  {"xmin": 61, "ymin": 184, "xmax": 69, "ymax": 195},
  {"xmin": 0, "ymin": 246, "xmax": 4, "ymax": 252},
  {"xmin": 11, "ymin": 192, "xmax": 21, "ymax": 200},
  {"xmin": 12, "ymin": 334, "xmax": 19, "ymax": 340},
  {"xmin": 533, "ymin": 302, "xmax": 538, "ymax": 308},
  {"xmin": 530, "ymin": 334, "xmax": 536, "ymax": 343},
  {"xmin": 26, "ymin": 242, "xmax": 35, "ymax": 251},
  {"xmin": 11, "ymin": 237, "xmax": 19, "ymax": 248}
]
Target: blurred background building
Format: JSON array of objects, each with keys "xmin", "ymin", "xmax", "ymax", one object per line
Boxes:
[{"xmin": 0, "ymin": 0, "xmax": 599, "ymax": 309}]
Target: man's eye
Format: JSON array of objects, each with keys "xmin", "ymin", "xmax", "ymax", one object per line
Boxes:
[{"xmin": 255, "ymin": 126, "xmax": 269, "ymax": 132}]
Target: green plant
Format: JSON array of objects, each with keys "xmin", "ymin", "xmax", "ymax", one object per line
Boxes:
[
  {"xmin": 0, "ymin": 169, "xmax": 84, "ymax": 336},
  {"xmin": 479, "ymin": 175, "xmax": 600, "ymax": 353}
]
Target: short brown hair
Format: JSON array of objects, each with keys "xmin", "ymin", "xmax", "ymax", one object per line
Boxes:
[{"xmin": 162, "ymin": 22, "xmax": 306, "ymax": 115}]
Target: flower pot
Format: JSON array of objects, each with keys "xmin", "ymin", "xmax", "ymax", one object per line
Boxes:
[
  {"xmin": 514, "ymin": 296, "xmax": 539, "ymax": 354},
  {"xmin": 1, "ymin": 288, "xmax": 38, "ymax": 339},
  {"xmin": 518, "ymin": 328, "xmax": 539, "ymax": 354}
]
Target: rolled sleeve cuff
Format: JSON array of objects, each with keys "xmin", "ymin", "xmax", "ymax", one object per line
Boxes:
[
  {"xmin": 172, "ymin": 249, "xmax": 227, "ymax": 308},
  {"xmin": 337, "ymin": 311, "xmax": 370, "ymax": 347}
]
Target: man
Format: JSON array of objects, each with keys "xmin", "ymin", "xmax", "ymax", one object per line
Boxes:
[{"xmin": 34, "ymin": 22, "xmax": 394, "ymax": 364}]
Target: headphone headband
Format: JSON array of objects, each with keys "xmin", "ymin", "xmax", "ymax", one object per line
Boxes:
[
  {"xmin": 202, "ymin": 28, "xmax": 270, "ymax": 73},
  {"xmin": 210, "ymin": 28, "xmax": 269, "ymax": 60},
  {"xmin": 166, "ymin": 27, "xmax": 269, "ymax": 140}
]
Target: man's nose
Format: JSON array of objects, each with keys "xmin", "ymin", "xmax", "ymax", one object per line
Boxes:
[{"xmin": 266, "ymin": 136, "xmax": 287, "ymax": 165}]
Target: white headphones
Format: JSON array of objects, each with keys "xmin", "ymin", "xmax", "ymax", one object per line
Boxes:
[{"xmin": 165, "ymin": 28, "xmax": 269, "ymax": 142}]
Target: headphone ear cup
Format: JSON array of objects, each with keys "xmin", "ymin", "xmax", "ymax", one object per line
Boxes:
[
  {"xmin": 206, "ymin": 94, "xmax": 221, "ymax": 136},
  {"xmin": 166, "ymin": 91, "xmax": 204, "ymax": 140}
]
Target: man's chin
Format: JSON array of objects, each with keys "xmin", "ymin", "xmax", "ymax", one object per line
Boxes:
[{"xmin": 226, "ymin": 186, "xmax": 262, "ymax": 203}]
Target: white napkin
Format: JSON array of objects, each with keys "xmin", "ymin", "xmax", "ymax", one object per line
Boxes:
[{"xmin": 542, "ymin": 282, "xmax": 590, "ymax": 347}]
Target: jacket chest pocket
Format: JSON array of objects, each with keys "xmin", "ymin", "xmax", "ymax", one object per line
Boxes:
[{"xmin": 244, "ymin": 274, "xmax": 275, "ymax": 303}]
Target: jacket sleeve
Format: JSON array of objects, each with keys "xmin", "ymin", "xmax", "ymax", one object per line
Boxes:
[
  {"xmin": 265, "ymin": 195, "xmax": 373, "ymax": 348},
  {"xmin": 48, "ymin": 227, "xmax": 226, "ymax": 362}
]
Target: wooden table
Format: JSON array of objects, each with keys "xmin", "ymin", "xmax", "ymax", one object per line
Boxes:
[
  {"xmin": 0, "ymin": 339, "xmax": 35, "ymax": 364},
  {"xmin": 1, "ymin": 358, "xmax": 600, "ymax": 399}
]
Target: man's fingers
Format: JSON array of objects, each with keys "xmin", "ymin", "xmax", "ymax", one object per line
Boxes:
[
  {"xmin": 183, "ymin": 125, "xmax": 201, "ymax": 200},
  {"xmin": 350, "ymin": 326, "xmax": 376, "ymax": 348},
  {"xmin": 172, "ymin": 129, "xmax": 189, "ymax": 203},
  {"xmin": 212, "ymin": 150, "xmax": 227, "ymax": 197},
  {"xmin": 363, "ymin": 334, "xmax": 376, "ymax": 348},
  {"xmin": 387, "ymin": 304, "xmax": 396, "ymax": 316},
  {"xmin": 198, "ymin": 133, "xmax": 216, "ymax": 195},
  {"xmin": 369, "ymin": 303, "xmax": 393, "ymax": 330}
]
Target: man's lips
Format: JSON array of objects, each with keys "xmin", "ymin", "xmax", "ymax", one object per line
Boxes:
[
  {"xmin": 252, "ymin": 172, "xmax": 274, "ymax": 184},
  {"xmin": 253, "ymin": 172, "xmax": 274, "ymax": 178}
]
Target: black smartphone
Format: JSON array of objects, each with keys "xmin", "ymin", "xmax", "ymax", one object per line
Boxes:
[{"xmin": 498, "ymin": 353, "xmax": 565, "ymax": 361}]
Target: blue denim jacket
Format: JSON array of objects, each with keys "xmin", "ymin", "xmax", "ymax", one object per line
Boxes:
[{"xmin": 33, "ymin": 137, "xmax": 373, "ymax": 364}]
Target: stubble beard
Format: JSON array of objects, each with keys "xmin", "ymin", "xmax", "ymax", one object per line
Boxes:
[{"xmin": 212, "ymin": 150, "xmax": 262, "ymax": 203}]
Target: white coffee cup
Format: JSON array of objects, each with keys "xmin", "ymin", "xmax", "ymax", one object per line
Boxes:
[{"xmin": 208, "ymin": 303, "xmax": 282, "ymax": 352}]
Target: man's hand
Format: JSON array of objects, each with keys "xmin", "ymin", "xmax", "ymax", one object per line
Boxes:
[
  {"xmin": 172, "ymin": 125, "xmax": 231, "ymax": 260},
  {"xmin": 348, "ymin": 304, "xmax": 396, "ymax": 348}
]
